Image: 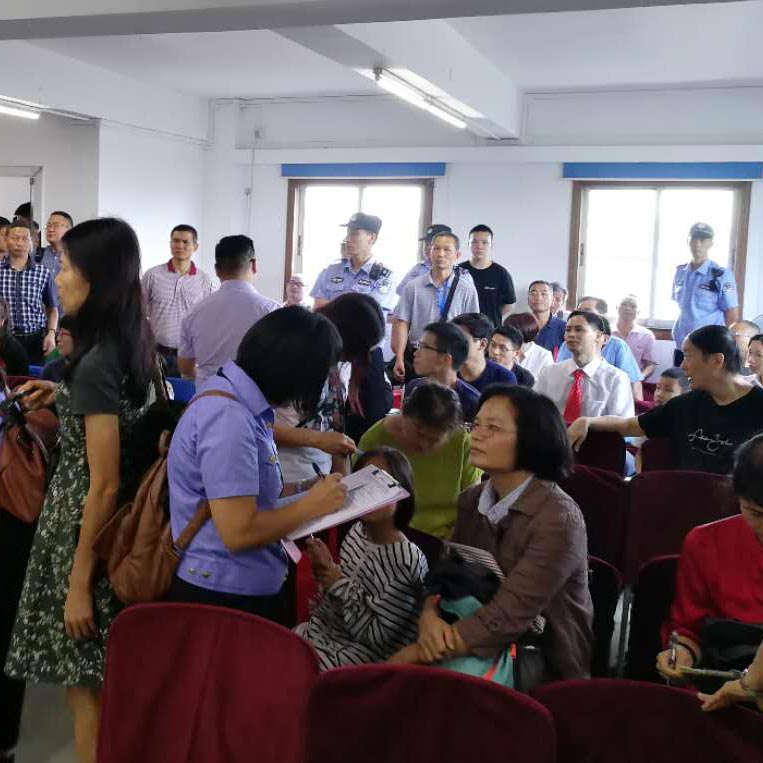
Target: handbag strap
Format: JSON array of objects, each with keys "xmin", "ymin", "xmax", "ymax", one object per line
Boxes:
[
  {"xmin": 440, "ymin": 267, "xmax": 461, "ymax": 320},
  {"xmin": 172, "ymin": 389, "xmax": 237, "ymax": 548}
]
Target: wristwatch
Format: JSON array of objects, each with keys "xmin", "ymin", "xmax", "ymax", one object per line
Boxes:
[{"xmin": 740, "ymin": 669, "xmax": 763, "ymax": 699}]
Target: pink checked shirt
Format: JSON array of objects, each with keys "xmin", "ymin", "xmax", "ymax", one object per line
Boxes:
[
  {"xmin": 142, "ymin": 259, "xmax": 215, "ymax": 348},
  {"xmin": 613, "ymin": 323, "xmax": 656, "ymax": 372}
]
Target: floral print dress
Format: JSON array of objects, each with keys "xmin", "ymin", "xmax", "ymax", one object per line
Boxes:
[{"xmin": 4, "ymin": 375, "xmax": 148, "ymax": 689}]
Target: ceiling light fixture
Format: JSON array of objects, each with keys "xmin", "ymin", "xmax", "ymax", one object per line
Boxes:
[
  {"xmin": 373, "ymin": 68, "xmax": 467, "ymax": 130},
  {"xmin": 0, "ymin": 102, "xmax": 40, "ymax": 121}
]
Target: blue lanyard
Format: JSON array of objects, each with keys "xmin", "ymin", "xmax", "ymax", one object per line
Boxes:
[{"xmin": 435, "ymin": 274, "xmax": 453, "ymax": 315}]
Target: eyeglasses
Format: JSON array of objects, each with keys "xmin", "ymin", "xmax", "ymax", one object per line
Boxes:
[
  {"xmin": 413, "ymin": 341, "xmax": 446, "ymax": 354},
  {"xmin": 464, "ymin": 421, "xmax": 516, "ymax": 438},
  {"xmin": 488, "ymin": 341, "xmax": 513, "ymax": 354}
]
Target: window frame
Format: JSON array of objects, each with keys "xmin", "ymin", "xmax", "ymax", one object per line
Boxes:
[
  {"xmin": 568, "ymin": 180, "xmax": 751, "ymax": 333},
  {"xmin": 284, "ymin": 177, "xmax": 434, "ymax": 301}
]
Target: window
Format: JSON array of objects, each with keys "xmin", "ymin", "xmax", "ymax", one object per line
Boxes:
[
  {"xmin": 285, "ymin": 179, "xmax": 433, "ymax": 299},
  {"xmin": 569, "ymin": 182, "xmax": 750, "ymax": 326}
]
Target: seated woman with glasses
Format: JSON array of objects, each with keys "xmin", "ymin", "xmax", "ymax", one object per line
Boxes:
[
  {"xmin": 390, "ymin": 384, "xmax": 594, "ymax": 681},
  {"xmin": 358, "ymin": 382, "xmax": 482, "ymax": 539}
]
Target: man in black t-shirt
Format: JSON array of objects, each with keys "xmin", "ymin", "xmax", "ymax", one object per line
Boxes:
[{"xmin": 458, "ymin": 224, "xmax": 515, "ymax": 329}]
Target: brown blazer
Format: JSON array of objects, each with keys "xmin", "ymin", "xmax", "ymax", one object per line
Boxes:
[{"xmin": 453, "ymin": 477, "xmax": 594, "ymax": 680}]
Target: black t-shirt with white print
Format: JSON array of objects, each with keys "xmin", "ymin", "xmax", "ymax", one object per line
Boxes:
[{"xmin": 638, "ymin": 386, "xmax": 763, "ymax": 474}]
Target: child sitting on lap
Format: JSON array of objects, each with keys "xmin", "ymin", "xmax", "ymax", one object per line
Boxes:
[{"xmin": 294, "ymin": 447, "xmax": 428, "ymax": 670}]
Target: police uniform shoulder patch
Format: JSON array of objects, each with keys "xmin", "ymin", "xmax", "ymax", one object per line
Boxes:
[
  {"xmin": 369, "ymin": 262, "xmax": 392, "ymax": 281},
  {"xmin": 330, "ymin": 275, "xmax": 344, "ymax": 284},
  {"xmin": 357, "ymin": 278, "xmax": 372, "ymax": 287}
]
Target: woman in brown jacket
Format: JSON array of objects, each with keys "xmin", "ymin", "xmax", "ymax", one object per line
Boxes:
[{"xmin": 395, "ymin": 383, "xmax": 594, "ymax": 680}]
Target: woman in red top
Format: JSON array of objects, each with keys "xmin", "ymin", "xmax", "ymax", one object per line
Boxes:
[{"xmin": 657, "ymin": 433, "xmax": 763, "ymax": 680}]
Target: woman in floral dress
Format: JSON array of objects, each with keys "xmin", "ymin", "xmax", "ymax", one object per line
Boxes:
[{"xmin": 5, "ymin": 218, "xmax": 154, "ymax": 763}]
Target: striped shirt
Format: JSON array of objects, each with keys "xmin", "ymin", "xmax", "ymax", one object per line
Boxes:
[
  {"xmin": 0, "ymin": 256, "xmax": 57, "ymax": 335},
  {"xmin": 294, "ymin": 522, "xmax": 428, "ymax": 670},
  {"xmin": 142, "ymin": 259, "xmax": 215, "ymax": 348}
]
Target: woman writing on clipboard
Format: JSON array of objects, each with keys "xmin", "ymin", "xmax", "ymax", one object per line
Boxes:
[{"xmin": 166, "ymin": 307, "xmax": 348, "ymax": 619}]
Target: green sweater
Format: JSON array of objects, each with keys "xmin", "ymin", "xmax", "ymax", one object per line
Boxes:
[{"xmin": 358, "ymin": 420, "xmax": 482, "ymax": 539}]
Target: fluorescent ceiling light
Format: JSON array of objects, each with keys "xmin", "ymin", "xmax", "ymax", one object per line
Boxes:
[
  {"xmin": 373, "ymin": 68, "xmax": 467, "ymax": 130},
  {"xmin": 388, "ymin": 68, "xmax": 484, "ymax": 119},
  {"xmin": 0, "ymin": 103, "xmax": 39, "ymax": 120}
]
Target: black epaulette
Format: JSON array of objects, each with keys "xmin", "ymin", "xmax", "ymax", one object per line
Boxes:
[{"xmin": 369, "ymin": 262, "xmax": 392, "ymax": 281}]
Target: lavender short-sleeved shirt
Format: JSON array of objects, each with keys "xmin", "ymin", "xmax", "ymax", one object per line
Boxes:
[{"xmin": 168, "ymin": 359, "xmax": 287, "ymax": 596}]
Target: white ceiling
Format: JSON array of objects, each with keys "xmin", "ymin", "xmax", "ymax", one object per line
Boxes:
[
  {"xmin": 452, "ymin": 1, "xmax": 763, "ymax": 89},
  {"xmin": 28, "ymin": 0, "xmax": 763, "ymax": 100},
  {"xmin": 32, "ymin": 30, "xmax": 376, "ymax": 98}
]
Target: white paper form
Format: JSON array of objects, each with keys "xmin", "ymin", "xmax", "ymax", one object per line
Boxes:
[{"xmin": 287, "ymin": 465, "xmax": 409, "ymax": 541}]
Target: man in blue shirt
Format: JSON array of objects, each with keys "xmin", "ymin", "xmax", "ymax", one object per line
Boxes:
[
  {"xmin": 451, "ymin": 312, "xmax": 517, "ymax": 391},
  {"xmin": 672, "ymin": 222, "xmax": 738, "ymax": 366},
  {"xmin": 405, "ymin": 321, "xmax": 480, "ymax": 422},
  {"xmin": 556, "ymin": 295, "xmax": 644, "ymax": 399},
  {"xmin": 529, "ymin": 280, "xmax": 567, "ymax": 355}
]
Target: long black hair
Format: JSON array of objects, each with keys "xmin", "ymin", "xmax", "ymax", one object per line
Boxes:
[{"xmin": 62, "ymin": 218, "xmax": 154, "ymax": 405}]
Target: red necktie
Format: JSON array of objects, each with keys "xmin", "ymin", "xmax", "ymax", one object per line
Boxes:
[{"xmin": 563, "ymin": 369, "xmax": 585, "ymax": 425}]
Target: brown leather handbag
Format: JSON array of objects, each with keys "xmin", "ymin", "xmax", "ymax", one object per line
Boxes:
[
  {"xmin": 93, "ymin": 390, "xmax": 235, "ymax": 604},
  {"xmin": 0, "ymin": 372, "xmax": 60, "ymax": 523}
]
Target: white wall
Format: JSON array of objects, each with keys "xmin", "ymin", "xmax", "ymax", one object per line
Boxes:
[
  {"xmin": 0, "ymin": 176, "xmax": 32, "ymax": 221},
  {"xmin": 0, "ymin": 113, "xmax": 99, "ymax": 227},
  {"xmin": 98, "ymin": 122, "xmax": 209, "ymax": 273},
  {"xmin": 432, "ymin": 162, "xmax": 571, "ymax": 310}
]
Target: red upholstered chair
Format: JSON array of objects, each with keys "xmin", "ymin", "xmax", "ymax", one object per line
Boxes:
[
  {"xmin": 624, "ymin": 555, "xmax": 680, "ymax": 682},
  {"xmin": 304, "ymin": 664, "xmax": 556, "ymax": 763},
  {"xmin": 623, "ymin": 471, "xmax": 738, "ymax": 585},
  {"xmin": 634, "ymin": 399, "xmax": 653, "ymax": 415},
  {"xmin": 573, "ymin": 429, "xmax": 626, "ymax": 475},
  {"xmin": 533, "ymin": 679, "xmax": 763, "ymax": 763},
  {"xmin": 642, "ymin": 381, "xmax": 656, "ymax": 402},
  {"xmin": 588, "ymin": 556, "xmax": 622, "ymax": 678},
  {"xmin": 97, "ymin": 603, "xmax": 318, "ymax": 763},
  {"xmin": 5, "ymin": 375, "xmax": 33, "ymax": 389},
  {"xmin": 640, "ymin": 436, "xmax": 676, "ymax": 471},
  {"xmin": 559, "ymin": 465, "xmax": 628, "ymax": 572}
]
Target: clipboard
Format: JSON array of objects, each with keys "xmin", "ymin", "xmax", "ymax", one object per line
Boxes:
[{"xmin": 287, "ymin": 464, "xmax": 409, "ymax": 541}]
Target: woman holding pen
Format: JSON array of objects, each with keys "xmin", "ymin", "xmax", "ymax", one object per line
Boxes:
[{"xmin": 166, "ymin": 306, "xmax": 348, "ymax": 619}]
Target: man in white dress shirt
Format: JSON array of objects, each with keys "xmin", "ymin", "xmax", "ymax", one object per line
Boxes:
[{"xmin": 536, "ymin": 310, "xmax": 634, "ymax": 423}]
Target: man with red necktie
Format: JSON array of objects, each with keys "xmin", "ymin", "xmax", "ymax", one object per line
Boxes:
[{"xmin": 536, "ymin": 310, "xmax": 634, "ymax": 421}]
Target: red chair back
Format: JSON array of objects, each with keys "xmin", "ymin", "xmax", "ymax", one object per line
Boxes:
[
  {"xmin": 304, "ymin": 665, "xmax": 556, "ymax": 763},
  {"xmin": 97, "ymin": 603, "xmax": 318, "ymax": 763},
  {"xmin": 634, "ymin": 399, "xmax": 653, "ymax": 415},
  {"xmin": 640, "ymin": 436, "xmax": 677, "ymax": 471},
  {"xmin": 573, "ymin": 430, "xmax": 626, "ymax": 475},
  {"xmin": 533, "ymin": 679, "xmax": 763, "ymax": 763},
  {"xmin": 642, "ymin": 381, "xmax": 656, "ymax": 402},
  {"xmin": 588, "ymin": 556, "xmax": 622, "ymax": 678},
  {"xmin": 623, "ymin": 471, "xmax": 738, "ymax": 584},
  {"xmin": 559, "ymin": 465, "xmax": 628, "ymax": 572},
  {"xmin": 625, "ymin": 555, "xmax": 680, "ymax": 682},
  {"xmin": 5, "ymin": 375, "xmax": 34, "ymax": 389}
]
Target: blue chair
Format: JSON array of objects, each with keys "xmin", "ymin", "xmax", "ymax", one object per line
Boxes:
[{"xmin": 167, "ymin": 377, "xmax": 196, "ymax": 403}]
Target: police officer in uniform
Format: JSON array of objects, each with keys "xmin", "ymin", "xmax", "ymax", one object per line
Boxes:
[
  {"xmin": 311, "ymin": 212, "xmax": 396, "ymax": 315},
  {"xmin": 672, "ymin": 222, "xmax": 739, "ymax": 365}
]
